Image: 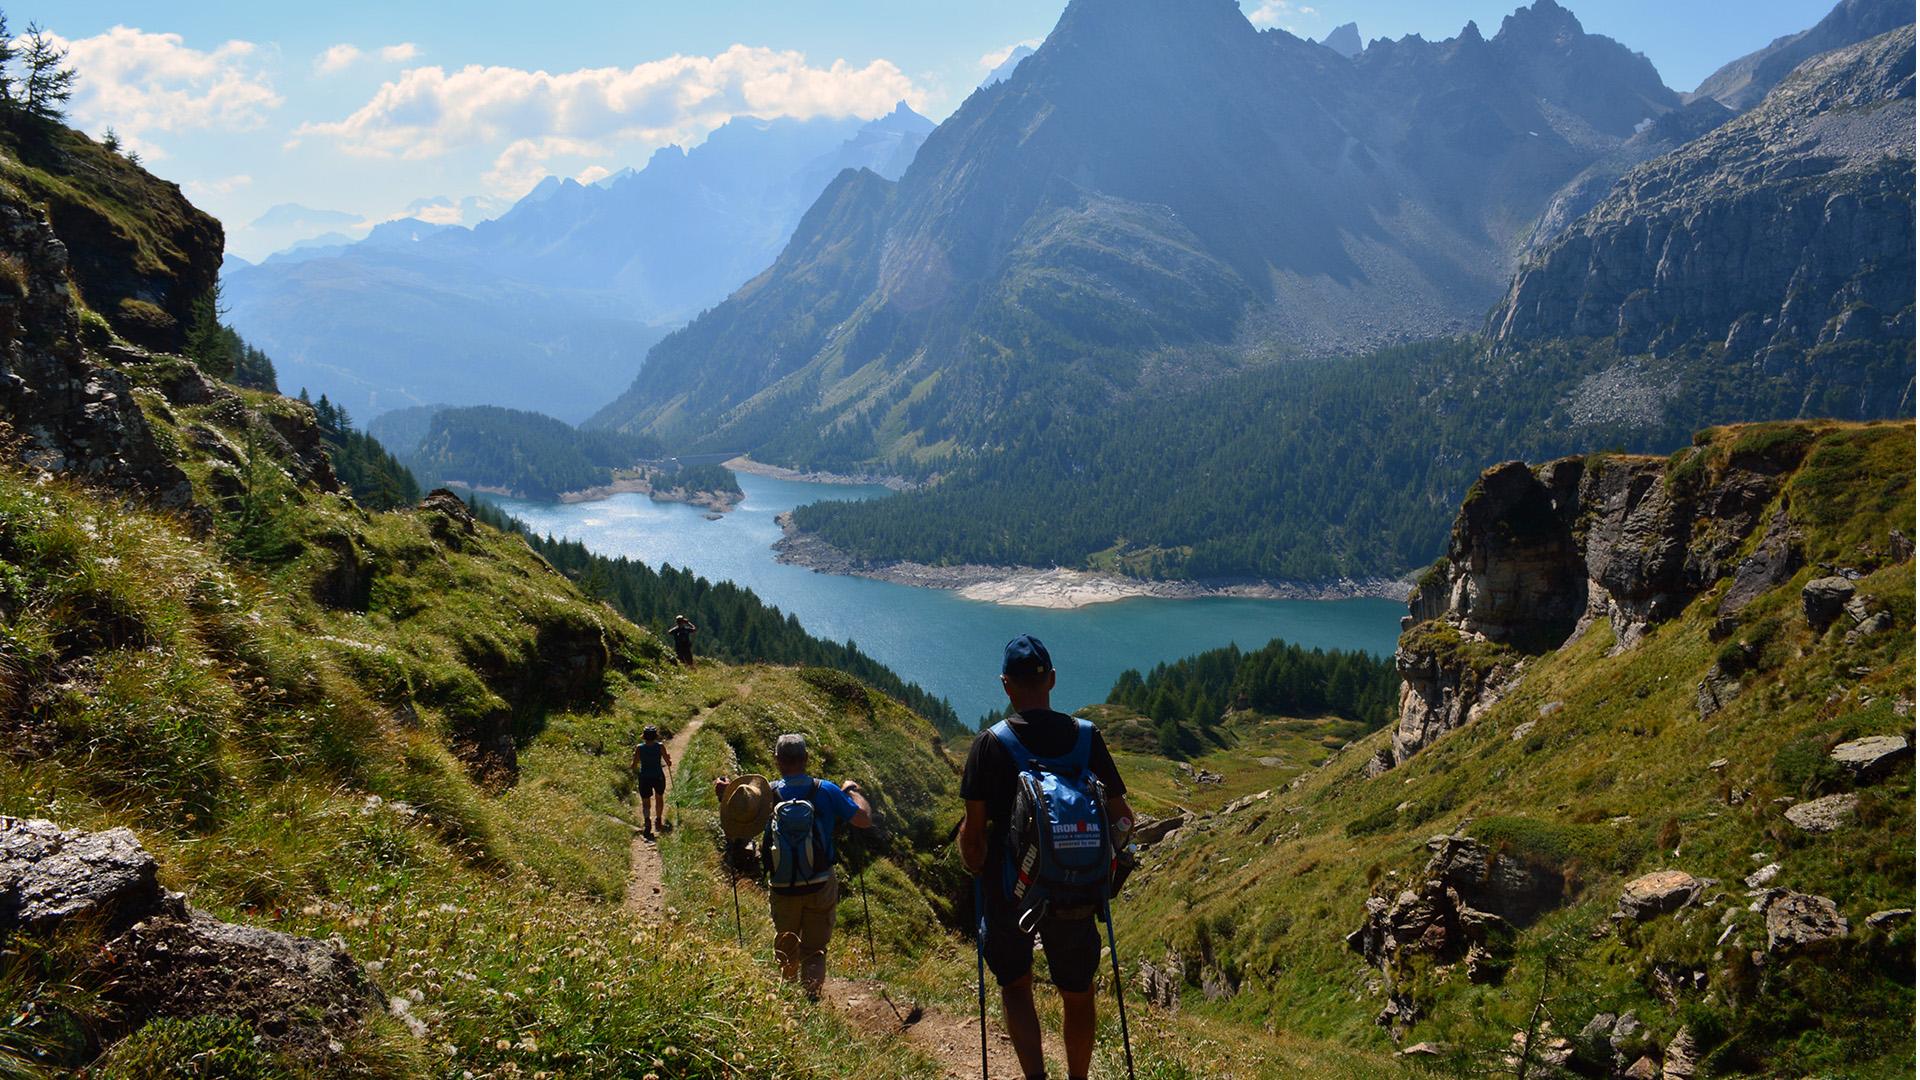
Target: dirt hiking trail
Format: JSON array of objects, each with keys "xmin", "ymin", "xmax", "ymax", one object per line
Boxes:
[
  {"xmin": 824, "ymin": 975, "xmax": 1068, "ymax": 1080},
  {"xmin": 623, "ymin": 677, "xmax": 753, "ymax": 919}
]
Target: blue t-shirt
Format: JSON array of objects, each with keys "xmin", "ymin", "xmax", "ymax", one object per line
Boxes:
[{"xmin": 772, "ymin": 774, "xmax": 860, "ymax": 864}]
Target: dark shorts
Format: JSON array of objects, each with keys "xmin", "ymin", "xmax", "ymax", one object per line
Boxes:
[
  {"xmin": 981, "ymin": 887, "xmax": 1100, "ymax": 993},
  {"xmin": 636, "ymin": 773, "xmax": 665, "ymax": 798},
  {"xmin": 674, "ymin": 643, "xmax": 694, "ymax": 665}
]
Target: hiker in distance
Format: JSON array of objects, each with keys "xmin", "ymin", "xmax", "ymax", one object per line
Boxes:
[
  {"xmin": 961, "ymin": 635, "xmax": 1135, "ymax": 1080},
  {"xmin": 668, "ymin": 614, "xmax": 698, "ymax": 666},
  {"xmin": 630, "ymin": 725, "xmax": 671, "ymax": 836},
  {"xmin": 714, "ymin": 733, "xmax": 872, "ymax": 997}
]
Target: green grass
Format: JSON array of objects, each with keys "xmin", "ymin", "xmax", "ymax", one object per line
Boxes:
[{"xmin": 1110, "ymin": 423, "xmax": 1916, "ymax": 1074}]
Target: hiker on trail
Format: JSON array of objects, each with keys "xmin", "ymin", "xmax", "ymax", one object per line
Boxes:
[
  {"xmin": 714, "ymin": 734, "xmax": 872, "ymax": 998},
  {"xmin": 668, "ymin": 614, "xmax": 698, "ymax": 666},
  {"xmin": 960, "ymin": 634, "xmax": 1134, "ymax": 1080},
  {"xmin": 631, "ymin": 725, "xmax": 671, "ymax": 836}
]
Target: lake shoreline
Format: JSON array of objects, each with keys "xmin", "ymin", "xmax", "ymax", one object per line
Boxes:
[
  {"xmin": 725, "ymin": 455, "xmax": 920, "ymax": 492},
  {"xmin": 773, "ymin": 512, "xmax": 1413, "ymax": 609}
]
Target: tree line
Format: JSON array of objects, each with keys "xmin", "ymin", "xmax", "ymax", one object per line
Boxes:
[
  {"xmin": 1105, "ymin": 637, "xmax": 1399, "ymax": 759},
  {"xmin": 792, "ymin": 334, "xmax": 1911, "ymax": 582}
]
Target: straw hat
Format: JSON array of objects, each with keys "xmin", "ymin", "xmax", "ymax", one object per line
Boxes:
[{"xmin": 718, "ymin": 774, "xmax": 774, "ymax": 840}]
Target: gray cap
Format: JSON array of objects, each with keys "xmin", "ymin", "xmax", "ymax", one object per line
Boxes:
[{"xmin": 774, "ymin": 733, "xmax": 809, "ymax": 764}]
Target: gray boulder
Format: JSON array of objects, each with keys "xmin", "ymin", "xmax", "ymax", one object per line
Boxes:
[
  {"xmin": 1830, "ymin": 735, "xmax": 1911, "ymax": 783},
  {"xmin": 1618, "ymin": 870, "xmax": 1704, "ymax": 921},
  {"xmin": 1, "ymin": 818, "xmax": 164, "ymax": 934},
  {"xmin": 1784, "ymin": 792, "xmax": 1858, "ymax": 833},
  {"xmin": 0, "ymin": 818, "xmax": 380, "ymax": 1057},
  {"xmin": 1765, "ymin": 891, "xmax": 1850, "ymax": 953},
  {"xmin": 1802, "ymin": 576, "xmax": 1857, "ymax": 632},
  {"xmin": 1866, "ymin": 908, "xmax": 1912, "ymax": 929}
]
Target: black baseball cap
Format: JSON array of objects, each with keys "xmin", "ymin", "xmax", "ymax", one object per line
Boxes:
[{"xmin": 1002, "ymin": 634, "xmax": 1054, "ymax": 679}]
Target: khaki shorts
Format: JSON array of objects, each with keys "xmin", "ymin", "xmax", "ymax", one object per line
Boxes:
[{"xmin": 768, "ymin": 877, "xmax": 839, "ymax": 994}]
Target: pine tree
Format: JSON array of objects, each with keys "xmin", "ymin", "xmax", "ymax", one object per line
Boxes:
[
  {"xmin": 0, "ymin": 13, "xmax": 16, "ymax": 106},
  {"xmin": 20, "ymin": 23, "xmax": 75, "ymax": 122}
]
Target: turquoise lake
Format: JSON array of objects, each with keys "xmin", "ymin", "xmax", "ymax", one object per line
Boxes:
[{"xmin": 494, "ymin": 472, "xmax": 1405, "ymax": 725}]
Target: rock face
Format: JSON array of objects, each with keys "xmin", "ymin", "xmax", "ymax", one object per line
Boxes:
[
  {"xmin": 1393, "ymin": 435, "xmax": 1803, "ymax": 764},
  {"xmin": 0, "ymin": 114, "xmax": 224, "ymax": 353},
  {"xmin": 0, "ymin": 818, "xmax": 379, "ymax": 1056},
  {"xmin": 1490, "ymin": 26, "xmax": 1915, "ymax": 408},
  {"xmin": 0, "ymin": 193, "xmax": 193, "ymax": 508}
]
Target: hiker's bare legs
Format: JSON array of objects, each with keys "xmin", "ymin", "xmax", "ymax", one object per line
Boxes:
[
  {"xmin": 1001, "ymin": 973, "xmax": 1046, "ymax": 1077},
  {"xmin": 1061, "ymin": 987, "xmax": 1096, "ymax": 1079}
]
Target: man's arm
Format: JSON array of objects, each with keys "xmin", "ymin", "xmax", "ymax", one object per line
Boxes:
[
  {"xmin": 630, "ymin": 744, "xmax": 643, "ymax": 771},
  {"xmin": 958, "ymin": 799, "xmax": 988, "ymax": 875},
  {"xmin": 839, "ymin": 781, "xmax": 874, "ymax": 830},
  {"xmin": 1110, "ymin": 793, "xmax": 1136, "ymax": 838}
]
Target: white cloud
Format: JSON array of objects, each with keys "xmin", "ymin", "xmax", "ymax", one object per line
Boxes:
[
  {"xmin": 316, "ymin": 43, "xmax": 362, "ymax": 74},
  {"xmin": 319, "ymin": 42, "xmax": 420, "ymax": 74},
  {"xmin": 574, "ymin": 164, "xmax": 612, "ymax": 185},
  {"xmin": 978, "ymin": 39, "xmax": 1041, "ymax": 70},
  {"xmin": 292, "ymin": 44, "xmax": 922, "ymax": 187},
  {"xmin": 183, "ymin": 173, "xmax": 252, "ymax": 198},
  {"xmin": 51, "ymin": 27, "xmax": 281, "ymax": 158},
  {"xmin": 1244, "ymin": 1, "xmax": 1316, "ymax": 29}
]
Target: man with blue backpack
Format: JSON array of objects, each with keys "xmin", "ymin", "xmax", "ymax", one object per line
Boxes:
[
  {"xmin": 960, "ymin": 635, "xmax": 1136, "ymax": 1080},
  {"xmin": 760, "ymin": 733, "xmax": 872, "ymax": 998}
]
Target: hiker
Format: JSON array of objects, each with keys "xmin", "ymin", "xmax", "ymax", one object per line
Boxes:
[
  {"xmin": 631, "ymin": 725, "xmax": 671, "ymax": 835},
  {"xmin": 960, "ymin": 635, "xmax": 1134, "ymax": 1080},
  {"xmin": 714, "ymin": 734, "xmax": 872, "ymax": 997},
  {"xmin": 668, "ymin": 614, "xmax": 698, "ymax": 666}
]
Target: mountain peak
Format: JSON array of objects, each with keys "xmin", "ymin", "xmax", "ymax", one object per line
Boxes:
[
  {"xmin": 1321, "ymin": 22, "xmax": 1363, "ymax": 58},
  {"xmin": 1496, "ymin": 0, "xmax": 1585, "ymax": 45},
  {"xmin": 1459, "ymin": 19, "xmax": 1485, "ymax": 44}
]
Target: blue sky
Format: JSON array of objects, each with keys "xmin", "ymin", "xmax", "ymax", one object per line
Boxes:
[{"xmin": 24, "ymin": 0, "xmax": 1844, "ymax": 260}]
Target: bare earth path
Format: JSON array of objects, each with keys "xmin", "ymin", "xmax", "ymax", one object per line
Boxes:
[
  {"xmin": 621, "ymin": 672, "xmax": 1063, "ymax": 1077},
  {"xmin": 824, "ymin": 976, "xmax": 1067, "ymax": 1080},
  {"xmin": 622, "ymin": 692, "xmax": 717, "ymax": 920}
]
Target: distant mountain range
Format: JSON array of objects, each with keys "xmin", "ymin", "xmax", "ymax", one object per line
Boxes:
[
  {"xmin": 1692, "ymin": 0, "xmax": 1911, "ymax": 110},
  {"xmin": 223, "ymin": 104, "xmax": 935, "ymax": 422},
  {"xmin": 588, "ymin": 0, "xmax": 1685, "ymax": 458}
]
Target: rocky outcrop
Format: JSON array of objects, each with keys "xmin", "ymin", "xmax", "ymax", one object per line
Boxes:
[
  {"xmin": 1, "ymin": 818, "xmax": 379, "ymax": 1058},
  {"xmin": 1392, "ymin": 433, "xmax": 1808, "ymax": 764},
  {"xmin": 0, "ymin": 193, "xmax": 193, "ymax": 508},
  {"xmin": 1491, "ymin": 26, "xmax": 1915, "ymax": 401},
  {"xmin": 2, "ymin": 114, "xmax": 225, "ymax": 353}
]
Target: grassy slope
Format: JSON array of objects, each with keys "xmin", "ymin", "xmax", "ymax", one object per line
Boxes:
[
  {"xmin": 0, "ymin": 398, "xmax": 943, "ymax": 1078},
  {"xmin": 1113, "ymin": 422, "xmax": 1916, "ymax": 1076}
]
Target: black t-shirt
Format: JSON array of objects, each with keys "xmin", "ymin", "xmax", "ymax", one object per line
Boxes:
[
  {"xmin": 668, "ymin": 624, "xmax": 695, "ymax": 646},
  {"xmin": 962, "ymin": 709, "xmax": 1126, "ymax": 869}
]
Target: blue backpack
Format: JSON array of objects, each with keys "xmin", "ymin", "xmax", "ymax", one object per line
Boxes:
[
  {"xmin": 763, "ymin": 779, "xmax": 834, "ymax": 893},
  {"xmin": 994, "ymin": 719, "xmax": 1113, "ymax": 930}
]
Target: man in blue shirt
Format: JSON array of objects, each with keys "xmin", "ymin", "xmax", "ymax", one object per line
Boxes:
[{"xmin": 760, "ymin": 733, "xmax": 871, "ymax": 996}]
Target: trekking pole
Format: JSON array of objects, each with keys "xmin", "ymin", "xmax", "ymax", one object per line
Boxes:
[
  {"xmin": 858, "ymin": 861, "xmax": 876, "ymax": 967},
  {"xmin": 973, "ymin": 874, "xmax": 989, "ymax": 1080},
  {"xmin": 729, "ymin": 863, "xmax": 743, "ymax": 948},
  {"xmin": 1101, "ymin": 898, "xmax": 1136, "ymax": 1080}
]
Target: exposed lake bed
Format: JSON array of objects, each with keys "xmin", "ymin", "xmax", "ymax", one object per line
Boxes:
[{"xmin": 495, "ymin": 471, "xmax": 1405, "ymax": 722}]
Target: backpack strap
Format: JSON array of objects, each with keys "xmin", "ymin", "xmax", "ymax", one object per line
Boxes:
[{"xmin": 991, "ymin": 717, "xmax": 1094, "ymax": 776}]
